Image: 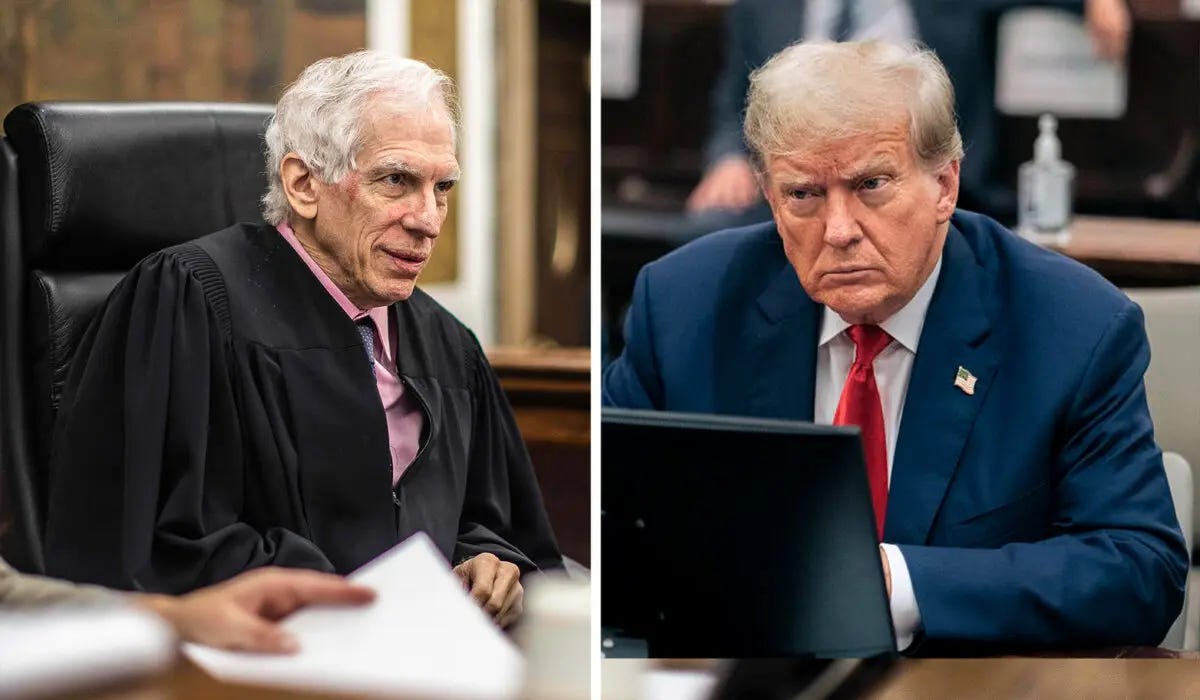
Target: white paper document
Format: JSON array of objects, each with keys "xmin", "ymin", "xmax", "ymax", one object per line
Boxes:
[
  {"xmin": 0, "ymin": 607, "xmax": 175, "ymax": 699},
  {"xmin": 185, "ymin": 532, "xmax": 524, "ymax": 699}
]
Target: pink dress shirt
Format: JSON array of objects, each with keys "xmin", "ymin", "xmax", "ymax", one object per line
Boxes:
[{"xmin": 277, "ymin": 222, "xmax": 423, "ymax": 485}]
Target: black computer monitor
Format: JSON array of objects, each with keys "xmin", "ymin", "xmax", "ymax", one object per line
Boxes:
[{"xmin": 602, "ymin": 408, "xmax": 896, "ymax": 658}]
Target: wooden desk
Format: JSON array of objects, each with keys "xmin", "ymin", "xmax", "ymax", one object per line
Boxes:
[
  {"xmin": 62, "ymin": 658, "xmax": 346, "ymax": 700},
  {"xmin": 866, "ymin": 657, "xmax": 1200, "ymax": 699},
  {"xmin": 1054, "ymin": 216, "xmax": 1200, "ymax": 287},
  {"xmin": 488, "ymin": 346, "xmax": 591, "ymax": 567},
  {"xmin": 645, "ymin": 654, "xmax": 1200, "ymax": 700},
  {"xmin": 71, "ymin": 652, "xmax": 1200, "ymax": 699}
]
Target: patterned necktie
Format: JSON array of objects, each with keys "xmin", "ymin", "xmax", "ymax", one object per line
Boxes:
[
  {"xmin": 833, "ymin": 0, "xmax": 857, "ymax": 42},
  {"xmin": 833, "ymin": 324, "xmax": 893, "ymax": 540},
  {"xmin": 356, "ymin": 318, "xmax": 376, "ymax": 371}
]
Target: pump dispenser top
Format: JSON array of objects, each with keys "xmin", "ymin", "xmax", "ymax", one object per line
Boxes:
[{"xmin": 1034, "ymin": 114, "xmax": 1061, "ymax": 163}]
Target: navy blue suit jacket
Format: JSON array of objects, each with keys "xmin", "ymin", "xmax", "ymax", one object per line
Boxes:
[{"xmin": 603, "ymin": 210, "xmax": 1188, "ymax": 649}]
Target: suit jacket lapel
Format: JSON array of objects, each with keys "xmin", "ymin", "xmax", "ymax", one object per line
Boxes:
[
  {"xmin": 885, "ymin": 227, "xmax": 999, "ymax": 544},
  {"xmin": 741, "ymin": 261, "xmax": 820, "ymax": 422}
]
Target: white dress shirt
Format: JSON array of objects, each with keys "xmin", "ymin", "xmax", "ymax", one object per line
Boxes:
[
  {"xmin": 814, "ymin": 255, "xmax": 942, "ymax": 651},
  {"xmin": 803, "ymin": 0, "xmax": 918, "ymax": 44}
]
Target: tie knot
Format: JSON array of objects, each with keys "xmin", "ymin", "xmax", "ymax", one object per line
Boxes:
[
  {"xmin": 846, "ymin": 324, "xmax": 892, "ymax": 366},
  {"xmin": 356, "ymin": 318, "xmax": 376, "ymax": 366}
]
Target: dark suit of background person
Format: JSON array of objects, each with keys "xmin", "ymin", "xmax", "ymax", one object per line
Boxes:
[
  {"xmin": 702, "ymin": 0, "xmax": 1089, "ymax": 222},
  {"xmin": 602, "ymin": 209, "xmax": 1188, "ymax": 651}
]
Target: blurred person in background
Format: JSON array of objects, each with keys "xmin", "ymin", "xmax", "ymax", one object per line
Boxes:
[{"xmin": 687, "ymin": 0, "xmax": 1130, "ymax": 221}]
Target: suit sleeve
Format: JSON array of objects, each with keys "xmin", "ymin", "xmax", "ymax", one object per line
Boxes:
[
  {"xmin": 453, "ymin": 342, "xmax": 565, "ymax": 574},
  {"xmin": 703, "ymin": 1, "xmax": 755, "ymax": 167},
  {"xmin": 0, "ymin": 555, "xmax": 119, "ymax": 607},
  {"xmin": 603, "ymin": 265, "xmax": 664, "ymax": 410},
  {"xmin": 900, "ymin": 303, "xmax": 1188, "ymax": 649},
  {"xmin": 44, "ymin": 252, "xmax": 333, "ymax": 594}
]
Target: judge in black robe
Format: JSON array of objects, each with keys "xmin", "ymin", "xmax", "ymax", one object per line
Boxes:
[{"xmin": 43, "ymin": 221, "xmax": 564, "ymax": 593}]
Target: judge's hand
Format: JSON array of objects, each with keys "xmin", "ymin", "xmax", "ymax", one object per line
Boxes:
[
  {"xmin": 685, "ymin": 155, "xmax": 761, "ymax": 213},
  {"xmin": 1085, "ymin": 0, "xmax": 1130, "ymax": 61},
  {"xmin": 135, "ymin": 567, "xmax": 375, "ymax": 653},
  {"xmin": 879, "ymin": 547, "xmax": 892, "ymax": 600},
  {"xmin": 453, "ymin": 553, "xmax": 524, "ymax": 628}
]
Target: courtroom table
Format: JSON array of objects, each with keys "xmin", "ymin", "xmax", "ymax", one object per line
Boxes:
[
  {"xmin": 63, "ymin": 653, "xmax": 1200, "ymax": 699},
  {"xmin": 632, "ymin": 652, "xmax": 1200, "ymax": 700},
  {"xmin": 1055, "ymin": 216, "xmax": 1200, "ymax": 287},
  {"xmin": 61, "ymin": 657, "xmax": 356, "ymax": 700},
  {"xmin": 864, "ymin": 657, "xmax": 1200, "ymax": 699}
]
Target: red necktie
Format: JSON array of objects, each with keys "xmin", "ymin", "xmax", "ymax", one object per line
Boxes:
[{"xmin": 833, "ymin": 324, "xmax": 893, "ymax": 541}]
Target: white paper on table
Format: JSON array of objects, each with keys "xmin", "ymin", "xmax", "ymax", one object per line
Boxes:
[
  {"xmin": 185, "ymin": 532, "xmax": 523, "ymax": 699},
  {"xmin": 0, "ymin": 606, "xmax": 175, "ymax": 699},
  {"xmin": 601, "ymin": 0, "xmax": 643, "ymax": 100},
  {"xmin": 996, "ymin": 8, "xmax": 1127, "ymax": 119},
  {"xmin": 643, "ymin": 669, "xmax": 720, "ymax": 700}
]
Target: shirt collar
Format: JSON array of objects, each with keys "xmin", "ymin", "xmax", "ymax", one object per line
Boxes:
[
  {"xmin": 818, "ymin": 253, "xmax": 943, "ymax": 354},
  {"xmin": 276, "ymin": 221, "xmax": 391, "ymax": 357}
]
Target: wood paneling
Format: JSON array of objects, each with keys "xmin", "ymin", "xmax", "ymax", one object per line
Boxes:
[
  {"xmin": 534, "ymin": 0, "xmax": 590, "ymax": 347},
  {"xmin": 0, "ymin": 0, "xmax": 467, "ymax": 284},
  {"xmin": 489, "ymin": 345, "xmax": 590, "ymax": 567},
  {"xmin": 410, "ymin": 0, "xmax": 458, "ymax": 284}
]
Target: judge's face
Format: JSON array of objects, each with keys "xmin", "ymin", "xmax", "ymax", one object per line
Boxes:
[
  {"xmin": 299, "ymin": 101, "xmax": 459, "ymax": 308},
  {"xmin": 761, "ymin": 119, "xmax": 958, "ymax": 325}
]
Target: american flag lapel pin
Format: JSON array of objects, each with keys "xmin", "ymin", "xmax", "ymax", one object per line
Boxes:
[{"xmin": 954, "ymin": 366, "xmax": 977, "ymax": 396}]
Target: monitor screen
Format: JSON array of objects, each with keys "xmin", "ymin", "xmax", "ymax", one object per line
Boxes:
[{"xmin": 602, "ymin": 408, "xmax": 896, "ymax": 658}]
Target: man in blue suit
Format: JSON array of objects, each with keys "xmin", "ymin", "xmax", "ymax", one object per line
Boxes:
[{"xmin": 604, "ymin": 40, "xmax": 1186, "ymax": 652}]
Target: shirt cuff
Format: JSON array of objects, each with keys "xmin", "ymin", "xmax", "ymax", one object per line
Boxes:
[{"xmin": 880, "ymin": 543, "xmax": 922, "ymax": 651}]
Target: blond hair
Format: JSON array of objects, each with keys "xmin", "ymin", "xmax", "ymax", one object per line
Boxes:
[{"xmin": 743, "ymin": 40, "xmax": 963, "ymax": 173}]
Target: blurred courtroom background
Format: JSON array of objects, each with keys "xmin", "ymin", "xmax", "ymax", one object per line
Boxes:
[
  {"xmin": 0, "ymin": 0, "xmax": 591, "ymax": 569},
  {"xmin": 601, "ymin": 0, "xmax": 1200, "ymax": 230}
]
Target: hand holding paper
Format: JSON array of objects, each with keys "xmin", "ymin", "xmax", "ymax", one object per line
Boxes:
[
  {"xmin": 136, "ymin": 567, "xmax": 375, "ymax": 653},
  {"xmin": 186, "ymin": 532, "xmax": 524, "ymax": 699},
  {"xmin": 453, "ymin": 552, "xmax": 525, "ymax": 628}
]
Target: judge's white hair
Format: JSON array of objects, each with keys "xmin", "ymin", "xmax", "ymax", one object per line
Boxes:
[
  {"xmin": 261, "ymin": 50, "xmax": 458, "ymax": 225},
  {"xmin": 744, "ymin": 40, "xmax": 963, "ymax": 174}
]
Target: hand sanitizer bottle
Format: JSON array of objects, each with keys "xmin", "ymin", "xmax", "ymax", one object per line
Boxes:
[{"xmin": 1018, "ymin": 114, "xmax": 1075, "ymax": 246}]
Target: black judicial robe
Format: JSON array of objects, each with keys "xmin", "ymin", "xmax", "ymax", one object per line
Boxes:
[{"xmin": 43, "ymin": 223, "xmax": 563, "ymax": 592}]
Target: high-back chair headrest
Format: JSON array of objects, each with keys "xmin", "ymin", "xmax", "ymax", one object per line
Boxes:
[
  {"xmin": 0, "ymin": 102, "xmax": 277, "ymax": 574},
  {"xmin": 3, "ymin": 102, "xmax": 273, "ymax": 268}
]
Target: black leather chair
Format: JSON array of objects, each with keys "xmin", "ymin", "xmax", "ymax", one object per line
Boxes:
[{"xmin": 0, "ymin": 102, "xmax": 273, "ymax": 573}]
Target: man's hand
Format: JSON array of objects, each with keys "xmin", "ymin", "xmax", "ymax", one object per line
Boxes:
[
  {"xmin": 1085, "ymin": 0, "xmax": 1130, "ymax": 61},
  {"xmin": 134, "ymin": 567, "xmax": 375, "ymax": 653},
  {"xmin": 879, "ymin": 546, "xmax": 892, "ymax": 600},
  {"xmin": 685, "ymin": 155, "xmax": 761, "ymax": 213},
  {"xmin": 453, "ymin": 553, "xmax": 524, "ymax": 628}
]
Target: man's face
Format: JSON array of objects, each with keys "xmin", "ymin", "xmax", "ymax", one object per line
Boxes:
[
  {"xmin": 308, "ymin": 101, "xmax": 459, "ymax": 308},
  {"xmin": 761, "ymin": 120, "xmax": 958, "ymax": 324}
]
